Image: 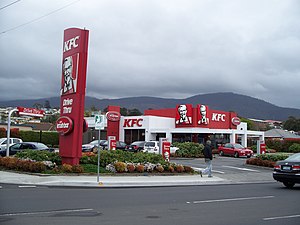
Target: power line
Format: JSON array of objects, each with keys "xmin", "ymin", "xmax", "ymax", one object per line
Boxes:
[
  {"xmin": 0, "ymin": 0, "xmax": 21, "ymax": 11},
  {"xmin": 0, "ymin": 0, "xmax": 81, "ymax": 35}
]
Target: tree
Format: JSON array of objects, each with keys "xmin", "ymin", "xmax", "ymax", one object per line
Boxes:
[
  {"xmin": 120, "ymin": 107, "xmax": 128, "ymax": 116},
  {"xmin": 41, "ymin": 114, "xmax": 60, "ymax": 124},
  {"xmin": 44, "ymin": 100, "xmax": 51, "ymax": 109},
  {"xmin": 240, "ymin": 117, "xmax": 255, "ymax": 130},
  {"xmin": 128, "ymin": 108, "xmax": 142, "ymax": 116},
  {"xmin": 33, "ymin": 103, "xmax": 43, "ymax": 109},
  {"xmin": 283, "ymin": 116, "xmax": 300, "ymax": 132}
]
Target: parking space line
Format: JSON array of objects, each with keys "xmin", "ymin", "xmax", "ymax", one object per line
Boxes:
[
  {"xmin": 187, "ymin": 195, "xmax": 274, "ymax": 204},
  {"xmin": 222, "ymin": 165, "xmax": 259, "ymax": 172},
  {"xmin": 18, "ymin": 185, "xmax": 37, "ymax": 188},
  {"xmin": 263, "ymin": 214, "xmax": 300, "ymax": 221}
]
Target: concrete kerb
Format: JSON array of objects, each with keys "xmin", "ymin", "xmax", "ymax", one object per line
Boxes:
[{"xmin": 0, "ymin": 170, "xmax": 227, "ymax": 188}]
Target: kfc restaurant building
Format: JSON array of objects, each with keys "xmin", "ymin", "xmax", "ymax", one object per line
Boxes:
[{"xmin": 102, "ymin": 104, "xmax": 264, "ymax": 148}]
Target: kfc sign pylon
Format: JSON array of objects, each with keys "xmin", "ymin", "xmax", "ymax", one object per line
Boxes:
[{"xmin": 56, "ymin": 28, "xmax": 89, "ymax": 165}]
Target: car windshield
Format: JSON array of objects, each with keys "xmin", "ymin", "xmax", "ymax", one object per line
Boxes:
[
  {"xmin": 286, "ymin": 153, "xmax": 300, "ymax": 161},
  {"xmin": 89, "ymin": 140, "xmax": 99, "ymax": 145},
  {"xmin": 233, "ymin": 144, "xmax": 244, "ymax": 149},
  {"xmin": 145, "ymin": 142, "xmax": 155, "ymax": 147},
  {"xmin": 35, "ymin": 143, "xmax": 48, "ymax": 149},
  {"xmin": 131, "ymin": 141, "xmax": 144, "ymax": 146}
]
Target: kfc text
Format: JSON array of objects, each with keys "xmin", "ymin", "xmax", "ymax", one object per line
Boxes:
[
  {"xmin": 123, "ymin": 118, "xmax": 143, "ymax": 127},
  {"xmin": 64, "ymin": 36, "xmax": 80, "ymax": 52}
]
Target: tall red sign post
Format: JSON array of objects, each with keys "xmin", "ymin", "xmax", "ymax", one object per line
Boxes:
[{"xmin": 56, "ymin": 28, "xmax": 89, "ymax": 165}]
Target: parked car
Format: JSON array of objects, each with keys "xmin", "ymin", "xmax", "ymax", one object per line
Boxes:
[
  {"xmin": 0, "ymin": 142, "xmax": 54, "ymax": 156},
  {"xmin": 170, "ymin": 145, "xmax": 179, "ymax": 154},
  {"xmin": 125, "ymin": 141, "xmax": 146, "ymax": 152},
  {"xmin": 82, "ymin": 140, "xmax": 107, "ymax": 152},
  {"xmin": 101, "ymin": 140, "xmax": 128, "ymax": 150},
  {"xmin": 143, "ymin": 141, "xmax": 159, "ymax": 154},
  {"xmin": 0, "ymin": 138, "xmax": 23, "ymax": 150},
  {"xmin": 218, "ymin": 143, "xmax": 253, "ymax": 158},
  {"xmin": 273, "ymin": 153, "xmax": 300, "ymax": 188}
]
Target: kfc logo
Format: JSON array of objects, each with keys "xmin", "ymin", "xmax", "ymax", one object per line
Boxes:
[
  {"xmin": 61, "ymin": 54, "xmax": 79, "ymax": 95},
  {"xmin": 212, "ymin": 113, "xmax": 226, "ymax": 122},
  {"xmin": 64, "ymin": 36, "xmax": 80, "ymax": 52},
  {"xmin": 176, "ymin": 104, "xmax": 192, "ymax": 124},
  {"xmin": 198, "ymin": 105, "xmax": 209, "ymax": 125},
  {"xmin": 123, "ymin": 118, "xmax": 143, "ymax": 127}
]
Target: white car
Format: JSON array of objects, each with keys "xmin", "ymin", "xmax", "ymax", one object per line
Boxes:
[
  {"xmin": 0, "ymin": 138, "xmax": 23, "ymax": 150},
  {"xmin": 170, "ymin": 145, "xmax": 179, "ymax": 154},
  {"xmin": 143, "ymin": 141, "xmax": 179, "ymax": 154},
  {"xmin": 143, "ymin": 141, "xmax": 160, "ymax": 154}
]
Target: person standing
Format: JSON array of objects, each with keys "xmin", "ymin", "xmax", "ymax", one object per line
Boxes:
[{"xmin": 201, "ymin": 140, "xmax": 213, "ymax": 177}]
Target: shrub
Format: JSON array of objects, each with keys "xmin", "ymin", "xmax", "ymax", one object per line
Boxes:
[
  {"xmin": 265, "ymin": 139, "xmax": 300, "ymax": 152},
  {"xmin": 175, "ymin": 164, "xmax": 185, "ymax": 173},
  {"xmin": 183, "ymin": 165, "xmax": 194, "ymax": 173},
  {"xmin": 72, "ymin": 164, "xmax": 84, "ymax": 173},
  {"xmin": 155, "ymin": 165, "xmax": 164, "ymax": 173},
  {"xmin": 173, "ymin": 142, "xmax": 204, "ymax": 158},
  {"xmin": 114, "ymin": 162, "xmax": 127, "ymax": 173},
  {"xmin": 61, "ymin": 164, "xmax": 73, "ymax": 173},
  {"xmin": 127, "ymin": 163, "xmax": 135, "ymax": 173},
  {"xmin": 15, "ymin": 150, "xmax": 61, "ymax": 165},
  {"xmin": 167, "ymin": 165, "xmax": 175, "ymax": 173},
  {"xmin": 289, "ymin": 143, "xmax": 300, "ymax": 153},
  {"xmin": 136, "ymin": 164, "xmax": 145, "ymax": 173}
]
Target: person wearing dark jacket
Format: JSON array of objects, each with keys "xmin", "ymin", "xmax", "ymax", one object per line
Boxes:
[{"xmin": 201, "ymin": 140, "xmax": 213, "ymax": 177}]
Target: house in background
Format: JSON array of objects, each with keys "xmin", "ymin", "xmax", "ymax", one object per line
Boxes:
[{"xmin": 265, "ymin": 129, "xmax": 300, "ymax": 141}]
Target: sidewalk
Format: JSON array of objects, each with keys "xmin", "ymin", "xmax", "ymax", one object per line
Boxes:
[{"xmin": 0, "ymin": 171, "xmax": 229, "ymax": 188}]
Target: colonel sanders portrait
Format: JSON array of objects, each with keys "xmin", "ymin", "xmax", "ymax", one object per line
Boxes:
[
  {"xmin": 176, "ymin": 104, "xmax": 192, "ymax": 124},
  {"xmin": 61, "ymin": 56, "xmax": 75, "ymax": 95},
  {"xmin": 198, "ymin": 104, "xmax": 209, "ymax": 125}
]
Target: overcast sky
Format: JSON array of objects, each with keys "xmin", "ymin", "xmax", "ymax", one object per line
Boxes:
[{"xmin": 0, "ymin": 0, "xmax": 299, "ymax": 109}]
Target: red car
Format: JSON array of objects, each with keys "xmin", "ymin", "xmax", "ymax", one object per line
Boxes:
[{"xmin": 218, "ymin": 143, "xmax": 253, "ymax": 158}]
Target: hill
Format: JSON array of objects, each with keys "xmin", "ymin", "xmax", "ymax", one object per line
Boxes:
[{"xmin": 0, "ymin": 92, "xmax": 299, "ymax": 121}]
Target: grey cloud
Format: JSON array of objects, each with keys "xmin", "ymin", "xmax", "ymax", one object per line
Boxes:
[{"xmin": 0, "ymin": 0, "xmax": 299, "ymax": 110}]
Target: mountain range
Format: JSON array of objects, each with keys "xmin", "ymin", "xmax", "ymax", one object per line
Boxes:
[{"xmin": 0, "ymin": 92, "xmax": 299, "ymax": 121}]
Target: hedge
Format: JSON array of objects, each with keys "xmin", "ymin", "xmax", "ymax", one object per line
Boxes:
[
  {"xmin": 173, "ymin": 142, "xmax": 204, "ymax": 158},
  {"xmin": 265, "ymin": 139, "xmax": 300, "ymax": 153}
]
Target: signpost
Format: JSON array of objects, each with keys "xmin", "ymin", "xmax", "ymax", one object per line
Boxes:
[
  {"xmin": 6, "ymin": 107, "xmax": 45, "ymax": 156},
  {"xmin": 95, "ymin": 114, "xmax": 104, "ymax": 183}
]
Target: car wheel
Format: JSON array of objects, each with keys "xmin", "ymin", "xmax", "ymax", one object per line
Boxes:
[
  {"xmin": 234, "ymin": 152, "xmax": 239, "ymax": 158},
  {"xmin": 219, "ymin": 151, "xmax": 224, "ymax": 156},
  {"xmin": 283, "ymin": 182, "xmax": 295, "ymax": 188}
]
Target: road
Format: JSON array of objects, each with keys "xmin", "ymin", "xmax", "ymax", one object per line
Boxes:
[
  {"xmin": 0, "ymin": 156, "xmax": 299, "ymax": 225},
  {"xmin": 173, "ymin": 155, "xmax": 275, "ymax": 183},
  {"xmin": 0, "ymin": 183, "xmax": 299, "ymax": 225}
]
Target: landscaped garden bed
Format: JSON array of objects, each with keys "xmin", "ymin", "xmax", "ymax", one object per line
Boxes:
[
  {"xmin": 0, "ymin": 150, "xmax": 195, "ymax": 175},
  {"xmin": 246, "ymin": 153, "xmax": 291, "ymax": 168}
]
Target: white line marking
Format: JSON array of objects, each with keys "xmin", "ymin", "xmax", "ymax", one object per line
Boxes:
[
  {"xmin": 222, "ymin": 165, "xmax": 259, "ymax": 172},
  {"xmin": 263, "ymin": 214, "xmax": 300, "ymax": 221},
  {"xmin": 18, "ymin": 185, "xmax": 37, "ymax": 188},
  {"xmin": 0, "ymin": 208, "xmax": 94, "ymax": 217},
  {"xmin": 189, "ymin": 195, "xmax": 274, "ymax": 204}
]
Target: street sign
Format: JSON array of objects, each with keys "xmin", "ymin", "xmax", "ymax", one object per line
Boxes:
[{"xmin": 95, "ymin": 115, "xmax": 105, "ymax": 130}]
